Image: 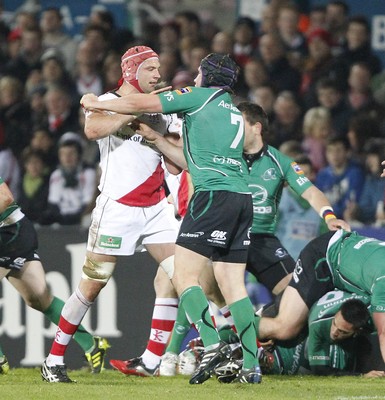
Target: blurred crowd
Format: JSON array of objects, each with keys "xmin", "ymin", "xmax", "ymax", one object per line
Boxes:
[{"xmin": 0, "ymin": 1, "xmax": 385, "ymax": 229}]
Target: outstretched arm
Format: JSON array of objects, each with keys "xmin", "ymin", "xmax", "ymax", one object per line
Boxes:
[
  {"xmin": 372, "ymin": 312, "xmax": 385, "ymax": 365},
  {"xmin": 81, "ymin": 93, "xmax": 163, "ymax": 115},
  {"xmin": 84, "ymin": 110, "xmax": 137, "ymax": 140},
  {"xmin": 301, "ymin": 186, "xmax": 351, "ymax": 231}
]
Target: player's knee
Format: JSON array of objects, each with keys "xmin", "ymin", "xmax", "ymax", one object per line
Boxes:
[
  {"xmin": 160, "ymin": 255, "xmax": 175, "ymax": 279},
  {"xmin": 82, "ymin": 257, "xmax": 115, "ymax": 283}
]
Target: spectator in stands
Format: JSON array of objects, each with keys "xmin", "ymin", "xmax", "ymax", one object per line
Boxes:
[
  {"xmin": 343, "ymin": 140, "xmax": 385, "ymax": 227},
  {"xmin": 73, "ymin": 40, "xmax": 103, "ymax": 97},
  {"xmin": 210, "ymin": 31, "xmax": 233, "ymax": 55},
  {"xmin": 174, "ymin": 10, "xmax": 204, "ymax": 45},
  {"xmin": 336, "ymin": 16, "xmax": 382, "ymax": 79},
  {"xmin": 28, "ymin": 128, "xmax": 57, "ymax": 171},
  {"xmin": 276, "ymin": 155, "xmax": 327, "ymax": 259},
  {"xmin": 276, "ymin": 3, "xmax": 308, "ymax": 70},
  {"xmin": 325, "ymin": 0, "xmax": 349, "ymax": 55},
  {"xmin": 101, "ymin": 51, "xmax": 122, "ymax": 92},
  {"xmin": 267, "ymin": 90, "xmax": 303, "ymax": 148},
  {"xmin": 28, "ymin": 85, "xmax": 47, "ymax": 131},
  {"xmin": 316, "ymin": 78, "xmax": 352, "ymax": 139},
  {"xmin": 81, "ymin": 24, "xmax": 110, "ymax": 70},
  {"xmin": 301, "ymin": 28, "xmax": 345, "ymax": 109},
  {"xmin": 315, "ymin": 137, "xmax": 365, "ymax": 219},
  {"xmin": 258, "ymin": 3, "xmax": 278, "ymax": 36},
  {"xmin": 39, "ymin": 132, "xmax": 96, "ymax": 225},
  {"xmin": 232, "ymin": 16, "xmax": 258, "ymax": 68},
  {"xmin": 240, "ymin": 57, "xmax": 268, "ymax": 101},
  {"xmin": 345, "ymin": 62, "xmax": 385, "ymax": 125},
  {"xmin": 40, "ymin": 48, "xmax": 78, "ymax": 102},
  {"xmin": 39, "ymin": 7, "xmax": 78, "ymax": 73},
  {"xmin": 302, "ymin": 106, "xmax": 331, "ymax": 172},
  {"xmin": 158, "ymin": 49, "xmax": 183, "ymax": 87},
  {"xmin": 158, "ymin": 21, "xmax": 181, "ymax": 54},
  {"xmin": 4, "ymin": 26, "xmax": 44, "ymax": 83},
  {"xmin": 18, "ymin": 149, "xmax": 49, "ymax": 222},
  {"xmin": 346, "ymin": 115, "xmax": 382, "ymax": 166},
  {"xmin": 248, "ymin": 83, "xmax": 277, "ymax": 120},
  {"xmin": 0, "ymin": 75, "xmax": 31, "ymax": 159},
  {"xmin": 258, "ymin": 32, "xmax": 302, "ymax": 94},
  {"xmin": 42, "ymin": 84, "xmax": 80, "ymax": 142},
  {"xmin": 305, "ymin": 5, "xmax": 327, "ymax": 35}
]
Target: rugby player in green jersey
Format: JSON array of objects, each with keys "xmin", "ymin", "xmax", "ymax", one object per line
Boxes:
[
  {"xmin": 255, "ymin": 229, "xmax": 385, "ymax": 367},
  {"xmin": 217, "ymin": 290, "xmax": 385, "ymax": 379},
  {"xmin": 0, "ymin": 177, "xmax": 109, "ymax": 377},
  {"xmin": 81, "ymin": 53, "xmax": 260, "ymax": 384}
]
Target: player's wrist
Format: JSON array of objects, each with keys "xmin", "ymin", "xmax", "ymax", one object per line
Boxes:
[{"xmin": 319, "ymin": 206, "xmax": 337, "ymax": 222}]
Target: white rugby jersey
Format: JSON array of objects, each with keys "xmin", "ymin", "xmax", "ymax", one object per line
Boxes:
[{"xmin": 95, "ymin": 91, "xmax": 182, "ymax": 207}]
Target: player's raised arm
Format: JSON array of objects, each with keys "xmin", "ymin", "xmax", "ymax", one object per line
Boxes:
[{"xmin": 81, "ymin": 92, "xmax": 163, "ymax": 115}]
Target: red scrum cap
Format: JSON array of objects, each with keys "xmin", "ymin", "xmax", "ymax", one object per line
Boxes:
[{"xmin": 120, "ymin": 46, "xmax": 159, "ymax": 92}]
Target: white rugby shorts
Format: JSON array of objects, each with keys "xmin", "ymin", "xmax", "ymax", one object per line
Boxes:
[{"xmin": 87, "ymin": 193, "xmax": 179, "ymax": 255}]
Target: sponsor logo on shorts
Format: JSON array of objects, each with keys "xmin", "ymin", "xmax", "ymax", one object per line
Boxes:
[
  {"xmin": 210, "ymin": 230, "xmax": 227, "ymax": 241},
  {"xmin": 243, "ymin": 240, "xmax": 250, "ymax": 246},
  {"xmin": 275, "ymin": 248, "xmax": 288, "ymax": 258},
  {"xmin": 99, "ymin": 235, "xmax": 122, "ymax": 249},
  {"xmin": 179, "ymin": 232, "xmax": 204, "ymax": 238}
]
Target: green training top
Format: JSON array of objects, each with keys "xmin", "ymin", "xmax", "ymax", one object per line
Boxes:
[
  {"xmin": 326, "ymin": 230, "xmax": 385, "ymax": 313},
  {"xmin": 158, "ymin": 87, "xmax": 249, "ymax": 193},
  {"xmin": 241, "ymin": 145, "xmax": 313, "ymax": 234}
]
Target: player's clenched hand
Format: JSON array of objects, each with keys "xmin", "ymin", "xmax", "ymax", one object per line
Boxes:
[
  {"xmin": 326, "ymin": 218, "xmax": 351, "ymax": 232},
  {"xmin": 136, "ymin": 122, "xmax": 162, "ymax": 143},
  {"xmin": 80, "ymin": 93, "xmax": 99, "ymax": 110}
]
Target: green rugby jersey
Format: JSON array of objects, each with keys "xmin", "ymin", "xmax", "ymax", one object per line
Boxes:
[
  {"xmin": 158, "ymin": 87, "xmax": 249, "ymax": 193},
  {"xmin": 326, "ymin": 230, "xmax": 385, "ymax": 313},
  {"xmin": 241, "ymin": 145, "xmax": 313, "ymax": 234},
  {"xmin": 0, "ymin": 176, "xmax": 19, "ymax": 222},
  {"xmin": 307, "ymin": 290, "xmax": 371, "ymax": 370}
]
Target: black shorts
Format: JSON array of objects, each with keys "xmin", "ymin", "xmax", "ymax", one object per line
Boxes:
[
  {"xmin": 0, "ymin": 217, "xmax": 40, "ymax": 270},
  {"xmin": 246, "ymin": 234, "xmax": 295, "ymax": 291},
  {"xmin": 289, "ymin": 231, "xmax": 335, "ymax": 309},
  {"xmin": 177, "ymin": 191, "xmax": 252, "ymax": 263}
]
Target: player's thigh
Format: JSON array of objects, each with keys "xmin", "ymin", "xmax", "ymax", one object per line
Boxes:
[
  {"xmin": 276, "ymin": 286, "xmax": 309, "ymax": 328},
  {"xmin": 7, "ymin": 260, "xmax": 51, "ymax": 310}
]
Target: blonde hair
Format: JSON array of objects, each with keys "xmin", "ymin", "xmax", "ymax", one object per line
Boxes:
[{"xmin": 303, "ymin": 106, "xmax": 331, "ymax": 136}]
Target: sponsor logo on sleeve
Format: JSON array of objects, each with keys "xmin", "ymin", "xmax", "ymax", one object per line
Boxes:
[
  {"xmin": 175, "ymin": 87, "xmax": 192, "ymax": 95},
  {"xmin": 291, "ymin": 162, "xmax": 304, "ymax": 174}
]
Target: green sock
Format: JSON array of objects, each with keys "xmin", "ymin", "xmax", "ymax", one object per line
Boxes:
[
  {"xmin": 255, "ymin": 315, "xmax": 261, "ymax": 337},
  {"xmin": 44, "ymin": 296, "xmax": 94, "ymax": 352},
  {"xmin": 218, "ymin": 325, "xmax": 239, "ymax": 344},
  {"xmin": 0, "ymin": 343, "xmax": 4, "ymax": 358},
  {"xmin": 180, "ymin": 286, "xmax": 220, "ymax": 348},
  {"xmin": 229, "ymin": 297, "xmax": 259, "ymax": 370},
  {"xmin": 166, "ymin": 302, "xmax": 191, "ymax": 354}
]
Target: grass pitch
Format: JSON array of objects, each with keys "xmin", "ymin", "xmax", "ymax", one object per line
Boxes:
[{"xmin": 1, "ymin": 368, "xmax": 385, "ymax": 400}]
